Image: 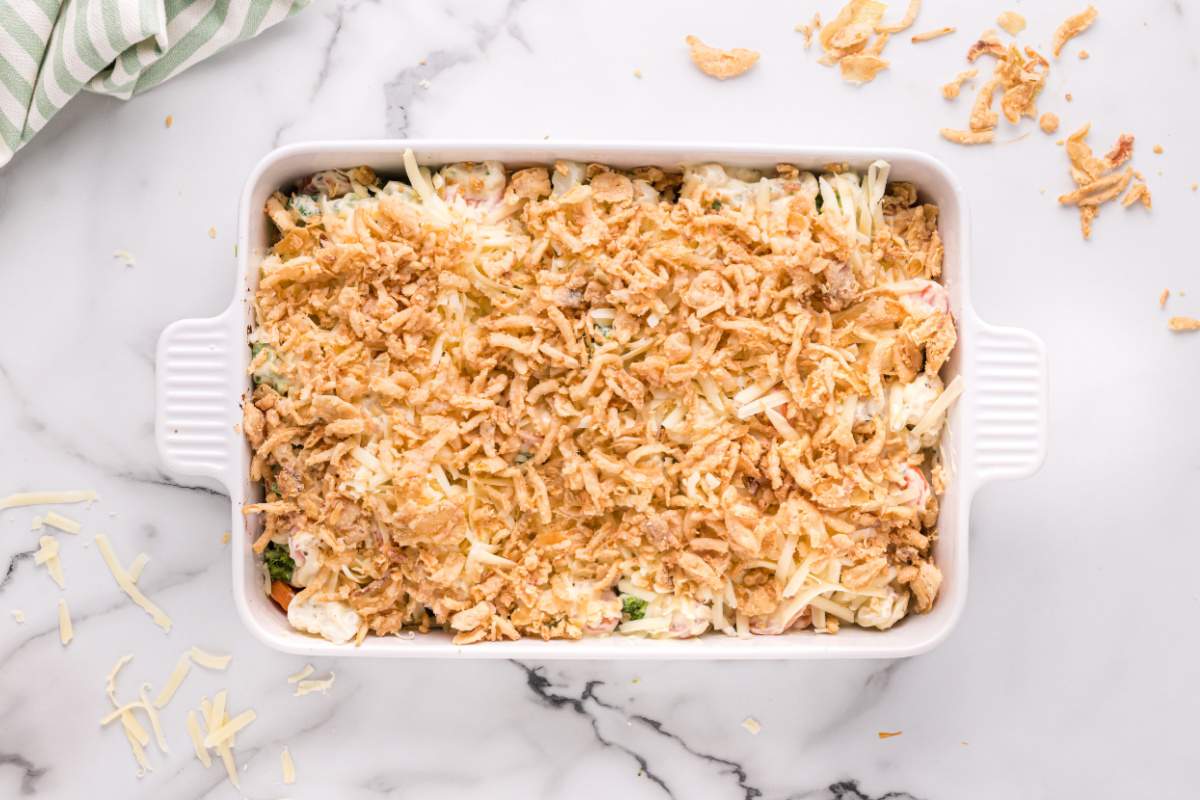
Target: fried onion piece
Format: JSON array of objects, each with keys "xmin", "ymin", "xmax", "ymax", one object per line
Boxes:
[
  {"xmin": 1039, "ymin": 113, "xmax": 1060, "ymax": 134},
  {"xmin": 1168, "ymin": 317, "xmax": 1200, "ymax": 332},
  {"xmin": 1052, "ymin": 5, "xmax": 1098, "ymax": 58},
  {"xmin": 912, "ymin": 26, "xmax": 954, "ymax": 43},
  {"xmin": 797, "ymin": 13, "xmax": 822, "ymax": 49},
  {"xmin": 1058, "ymin": 167, "xmax": 1133, "ymax": 207},
  {"xmin": 996, "ymin": 11, "xmax": 1026, "ymax": 36},
  {"xmin": 969, "ymin": 78, "xmax": 1001, "ymax": 131},
  {"xmin": 940, "ymin": 128, "xmax": 995, "ymax": 145},
  {"xmin": 942, "ymin": 68, "xmax": 977, "ymax": 100},
  {"xmin": 967, "ymin": 30, "xmax": 1006, "ymax": 62},
  {"xmin": 876, "ymin": 0, "xmax": 921, "ymax": 34},
  {"xmin": 685, "ymin": 35, "xmax": 760, "ymax": 80},
  {"xmin": 1122, "ymin": 182, "xmax": 1152, "ymax": 209},
  {"xmin": 820, "ymin": 0, "xmax": 887, "ymax": 62},
  {"xmin": 841, "ymin": 54, "xmax": 890, "ymax": 84}
]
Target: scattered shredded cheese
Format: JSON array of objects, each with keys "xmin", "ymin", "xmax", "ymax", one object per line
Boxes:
[
  {"xmin": 139, "ymin": 684, "xmax": 169, "ymax": 752},
  {"xmin": 203, "ymin": 709, "xmax": 257, "ymax": 748},
  {"xmin": 126, "ymin": 552, "xmax": 149, "ymax": 583},
  {"xmin": 30, "ymin": 516, "xmax": 43, "ymax": 530},
  {"xmin": 122, "ymin": 713, "xmax": 153, "ymax": 776},
  {"xmin": 154, "ymin": 655, "xmax": 192, "ymax": 708},
  {"xmin": 287, "ymin": 664, "xmax": 315, "ymax": 683},
  {"xmin": 10, "ymin": 609, "xmax": 25, "ymax": 623},
  {"xmin": 294, "ymin": 672, "xmax": 336, "ymax": 696},
  {"xmin": 94, "ymin": 534, "xmax": 172, "ymax": 632},
  {"xmin": 57, "ymin": 598, "xmax": 73, "ymax": 645},
  {"xmin": 189, "ymin": 647, "xmax": 232, "ymax": 670},
  {"xmin": 910, "ymin": 375, "xmax": 965, "ymax": 438},
  {"xmin": 186, "ymin": 711, "xmax": 213, "ymax": 768},
  {"xmin": 106, "ymin": 653, "xmax": 134, "ymax": 704},
  {"xmin": 741, "ymin": 717, "xmax": 762, "ymax": 735},
  {"xmin": 0, "ymin": 489, "xmax": 98, "ymax": 510},
  {"xmin": 34, "ymin": 536, "xmax": 65, "ymax": 589},
  {"xmin": 42, "ymin": 510, "xmax": 81, "ymax": 534},
  {"xmin": 281, "ymin": 746, "xmax": 297, "ymax": 784}
]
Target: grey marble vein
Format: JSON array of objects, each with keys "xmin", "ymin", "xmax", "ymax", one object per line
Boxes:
[{"xmin": 0, "ymin": 752, "xmax": 47, "ymax": 796}]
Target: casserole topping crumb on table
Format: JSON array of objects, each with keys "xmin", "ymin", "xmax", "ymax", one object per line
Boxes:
[{"xmin": 243, "ymin": 151, "xmax": 960, "ymax": 645}]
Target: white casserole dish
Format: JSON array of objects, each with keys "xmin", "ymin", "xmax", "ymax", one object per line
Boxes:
[{"xmin": 155, "ymin": 141, "xmax": 1047, "ymax": 659}]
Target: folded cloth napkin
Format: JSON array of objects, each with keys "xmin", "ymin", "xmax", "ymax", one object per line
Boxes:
[{"xmin": 0, "ymin": 0, "xmax": 309, "ymax": 167}]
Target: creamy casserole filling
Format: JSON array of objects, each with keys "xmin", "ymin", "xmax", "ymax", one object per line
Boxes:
[{"xmin": 244, "ymin": 153, "xmax": 959, "ymax": 644}]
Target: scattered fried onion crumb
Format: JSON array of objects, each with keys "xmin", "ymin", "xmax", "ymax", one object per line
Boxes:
[
  {"xmin": 164, "ymin": 115, "xmax": 173, "ymax": 128},
  {"xmin": 942, "ymin": 68, "xmax": 977, "ymax": 99},
  {"xmin": 741, "ymin": 717, "xmax": 763, "ymax": 735},
  {"xmin": 57, "ymin": 598, "xmax": 73, "ymax": 645},
  {"xmin": 1168, "ymin": 317, "xmax": 1200, "ymax": 332},
  {"xmin": 941, "ymin": 128, "xmax": 995, "ymax": 145},
  {"xmin": 876, "ymin": 0, "xmax": 920, "ymax": 34},
  {"xmin": 912, "ymin": 26, "xmax": 954, "ymax": 43},
  {"xmin": 1153, "ymin": 144, "xmax": 1163, "ymax": 154},
  {"xmin": 633, "ymin": 68, "xmax": 642, "ymax": 79},
  {"xmin": 281, "ymin": 747, "xmax": 297, "ymax": 784},
  {"xmin": 1058, "ymin": 124, "xmax": 1145, "ymax": 238},
  {"xmin": 207, "ymin": 226, "xmax": 217, "ymax": 239},
  {"xmin": 1159, "ymin": 289, "xmax": 1170, "ymax": 308},
  {"xmin": 1052, "ymin": 5, "xmax": 1098, "ymax": 58},
  {"xmin": 996, "ymin": 11, "xmax": 1026, "ymax": 36},
  {"xmin": 878, "ymin": 730, "xmax": 903, "ymax": 739},
  {"xmin": 1078, "ymin": 49, "xmax": 1090, "ymax": 60},
  {"xmin": 819, "ymin": 0, "xmax": 892, "ymax": 84},
  {"xmin": 221, "ymin": 531, "xmax": 231, "ymax": 544},
  {"xmin": 1122, "ymin": 182, "xmax": 1152, "ymax": 209},
  {"xmin": 685, "ymin": 35, "xmax": 760, "ymax": 80},
  {"xmin": 1039, "ymin": 113, "xmax": 1060, "ymax": 134},
  {"xmin": 797, "ymin": 13, "xmax": 821, "ymax": 48},
  {"xmin": 34, "ymin": 535, "xmax": 65, "ymax": 589},
  {"xmin": 947, "ymin": 38, "xmax": 1048, "ymax": 144}
]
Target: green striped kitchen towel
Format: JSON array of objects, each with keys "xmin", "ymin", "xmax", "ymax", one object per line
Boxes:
[{"xmin": 0, "ymin": 0, "xmax": 309, "ymax": 167}]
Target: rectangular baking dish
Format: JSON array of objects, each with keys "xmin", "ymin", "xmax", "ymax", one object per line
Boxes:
[{"xmin": 155, "ymin": 141, "xmax": 1047, "ymax": 659}]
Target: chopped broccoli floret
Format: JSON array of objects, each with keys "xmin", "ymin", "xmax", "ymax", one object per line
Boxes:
[
  {"xmin": 710, "ymin": 199, "xmax": 722, "ymax": 211},
  {"xmin": 622, "ymin": 595, "xmax": 647, "ymax": 621},
  {"xmin": 250, "ymin": 343, "xmax": 290, "ymax": 394},
  {"xmin": 514, "ymin": 451, "xmax": 532, "ymax": 464},
  {"xmin": 263, "ymin": 541, "xmax": 295, "ymax": 584},
  {"xmin": 815, "ymin": 193, "xmax": 824, "ymax": 212}
]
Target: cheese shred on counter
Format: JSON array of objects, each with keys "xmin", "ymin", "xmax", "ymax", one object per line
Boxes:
[{"xmin": 247, "ymin": 153, "xmax": 958, "ymax": 644}]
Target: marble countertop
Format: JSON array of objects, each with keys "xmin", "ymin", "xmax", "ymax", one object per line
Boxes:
[{"xmin": 2, "ymin": 0, "xmax": 1198, "ymax": 797}]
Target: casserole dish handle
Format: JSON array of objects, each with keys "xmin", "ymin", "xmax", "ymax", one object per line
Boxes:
[
  {"xmin": 155, "ymin": 304, "xmax": 241, "ymax": 495},
  {"xmin": 969, "ymin": 317, "xmax": 1048, "ymax": 486}
]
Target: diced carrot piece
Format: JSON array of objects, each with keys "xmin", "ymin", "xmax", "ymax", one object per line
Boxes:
[{"xmin": 271, "ymin": 581, "xmax": 295, "ymax": 611}]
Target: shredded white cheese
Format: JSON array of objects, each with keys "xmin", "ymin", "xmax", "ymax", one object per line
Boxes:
[
  {"xmin": 122, "ymin": 713, "xmax": 153, "ymax": 776},
  {"xmin": 126, "ymin": 552, "xmax": 149, "ymax": 583},
  {"xmin": 294, "ymin": 672, "xmax": 336, "ymax": 696},
  {"xmin": 42, "ymin": 510, "xmax": 81, "ymax": 534},
  {"xmin": 281, "ymin": 746, "xmax": 296, "ymax": 784},
  {"xmin": 10, "ymin": 609, "xmax": 24, "ymax": 623},
  {"xmin": 0, "ymin": 489, "xmax": 98, "ymax": 510},
  {"xmin": 203, "ymin": 709, "xmax": 257, "ymax": 748},
  {"xmin": 34, "ymin": 536, "xmax": 65, "ymax": 589},
  {"xmin": 106, "ymin": 654, "xmax": 134, "ymax": 704},
  {"xmin": 138, "ymin": 684, "xmax": 169, "ymax": 752},
  {"xmin": 189, "ymin": 647, "xmax": 232, "ymax": 670},
  {"xmin": 186, "ymin": 710, "xmax": 212, "ymax": 768},
  {"xmin": 57, "ymin": 598, "xmax": 72, "ymax": 645},
  {"xmin": 280, "ymin": 748, "xmax": 297, "ymax": 786},
  {"xmin": 910, "ymin": 374, "xmax": 965, "ymax": 438},
  {"xmin": 741, "ymin": 716, "xmax": 762, "ymax": 735},
  {"xmin": 154, "ymin": 655, "xmax": 192, "ymax": 708},
  {"xmin": 286, "ymin": 664, "xmax": 314, "ymax": 683},
  {"xmin": 94, "ymin": 534, "xmax": 172, "ymax": 632},
  {"xmin": 30, "ymin": 516, "xmax": 42, "ymax": 530}
]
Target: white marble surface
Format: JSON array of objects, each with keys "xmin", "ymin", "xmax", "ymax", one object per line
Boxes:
[{"xmin": 1, "ymin": 0, "xmax": 1198, "ymax": 797}]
